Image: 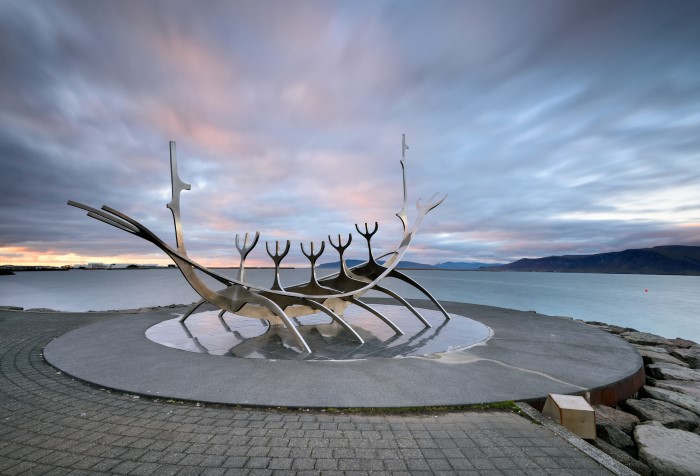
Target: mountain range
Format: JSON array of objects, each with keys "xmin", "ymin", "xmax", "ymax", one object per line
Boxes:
[
  {"xmin": 318, "ymin": 260, "xmax": 502, "ymax": 270},
  {"xmin": 319, "ymin": 245, "xmax": 700, "ymax": 275},
  {"xmin": 487, "ymin": 245, "xmax": 700, "ymax": 275}
]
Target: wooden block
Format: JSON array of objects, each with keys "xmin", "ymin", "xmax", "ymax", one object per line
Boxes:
[{"xmin": 542, "ymin": 394, "xmax": 596, "ymax": 439}]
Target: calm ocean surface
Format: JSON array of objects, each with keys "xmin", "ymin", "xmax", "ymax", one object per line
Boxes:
[{"xmin": 1, "ymin": 269, "xmax": 698, "ymax": 342}]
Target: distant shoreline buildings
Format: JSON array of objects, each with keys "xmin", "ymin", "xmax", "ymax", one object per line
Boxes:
[{"xmin": 0, "ymin": 263, "xmax": 174, "ymax": 271}]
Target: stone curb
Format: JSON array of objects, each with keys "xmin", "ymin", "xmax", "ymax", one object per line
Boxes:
[{"xmin": 516, "ymin": 401, "xmax": 640, "ymax": 476}]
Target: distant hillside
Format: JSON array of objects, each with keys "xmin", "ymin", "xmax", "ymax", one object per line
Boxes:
[
  {"xmin": 318, "ymin": 260, "xmax": 503, "ymax": 270},
  {"xmin": 318, "ymin": 260, "xmax": 436, "ymax": 270},
  {"xmin": 489, "ymin": 245, "xmax": 700, "ymax": 275},
  {"xmin": 436, "ymin": 261, "xmax": 504, "ymax": 270}
]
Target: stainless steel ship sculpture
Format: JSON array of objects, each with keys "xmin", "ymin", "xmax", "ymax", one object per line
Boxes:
[{"xmin": 68, "ymin": 136, "xmax": 448, "ymax": 353}]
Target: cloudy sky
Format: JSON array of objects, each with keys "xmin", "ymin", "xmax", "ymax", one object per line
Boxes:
[{"xmin": 1, "ymin": 0, "xmax": 699, "ymax": 267}]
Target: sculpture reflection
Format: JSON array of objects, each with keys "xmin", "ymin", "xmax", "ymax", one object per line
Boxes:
[{"xmin": 149, "ymin": 305, "xmax": 481, "ymax": 361}]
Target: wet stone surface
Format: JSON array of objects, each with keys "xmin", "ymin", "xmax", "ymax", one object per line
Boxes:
[{"xmin": 146, "ymin": 305, "xmax": 491, "ymax": 360}]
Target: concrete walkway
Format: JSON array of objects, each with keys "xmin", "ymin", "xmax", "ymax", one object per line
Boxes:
[{"xmin": 0, "ymin": 308, "xmax": 619, "ymax": 475}]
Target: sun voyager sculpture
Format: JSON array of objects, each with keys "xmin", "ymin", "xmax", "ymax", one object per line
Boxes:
[{"xmin": 68, "ymin": 136, "xmax": 449, "ymax": 354}]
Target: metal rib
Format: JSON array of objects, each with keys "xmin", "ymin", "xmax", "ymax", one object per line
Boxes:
[
  {"xmin": 179, "ymin": 298, "xmax": 207, "ymax": 323},
  {"xmin": 373, "ymin": 284, "xmax": 431, "ymax": 328},
  {"xmin": 246, "ymin": 292, "xmax": 312, "ymax": 353},
  {"xmin": 68, "ymin": 200, "xmax": 138, "ymax": 233},
  {"xmin": 303, "ymin": 299, "xmax": 364, "ymax": 344},
  {"xmin": 349, "ymin": 297, "xmax": 404, "ymax": 335},
  {"xmin": 87, "ymin": 212, "xmax": 138, "ymax": 234},
  {"xmin": 387, "ymin": 269, "xmax": 451, "ymax": 320},
  {"xmin": 218, "ymin": 313, "xmax": 232, "ymax": 332}
]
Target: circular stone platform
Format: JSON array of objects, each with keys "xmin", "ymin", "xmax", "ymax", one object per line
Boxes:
[{"xmin": 43, "ymin": 299, "xmax": 644, "ymax": 408}]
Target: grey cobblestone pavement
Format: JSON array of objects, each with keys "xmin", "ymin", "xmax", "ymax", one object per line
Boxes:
[{"xmin": 0, "ymin": 310, "xmax": 613, "ymax": 475}]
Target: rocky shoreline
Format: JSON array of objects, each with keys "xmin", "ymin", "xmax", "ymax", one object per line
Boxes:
[{"xmin": 581, "ymin": 320, "xmax": 700, "ymax": 475}]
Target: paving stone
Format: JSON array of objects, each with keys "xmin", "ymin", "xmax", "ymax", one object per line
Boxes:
[
  {"xmin": 199, "ymin": 468, "xmax": 226, "ymax": 476},
  {"xmin": 245, "ymin": 469, "xmax": 273, "ymax": 476},
  {"xmin": 130, "ymin": 462, "xmax": 163, "ymax": 475},
  {"xmin": 245, "ymin": 456, "xmax": 276, "ymax": 470},
  {"xmin": 427, "ymin": 457, "xmax": 452, "ymax": 470},
  {"xmin": 267, "ymin": 457, "xmax": 293, "ymax": 470},
  {"xmin": 288, "ymin": 447, "xmax": 311, "ymax": 458},
  {"xmin": 291, "ymin": 457, "xmax": 316, "ymax": 470},
  {"xmin": 222, "ymin": 456, "xmax": 248, "ymax": 468},
  {"xmin": 89, "ymin": 458, "xmax": 122, "ymax": 472},
  {"xmin": 267, "ymin": 447, "xmax": 291, "ymax": 458},
  {"xmin": 471, "ymin": 457, "xmax": 497, "ymax": 469},
  {"xmin": 405, "ymin": 458, "xmax": 432, "ymax": 470},
  {"xmin": 314, "ymin": 458, "xmax": 337, "ymax": 470},
  {"xmin": 110, "ymin": 460, "xmax": 141, "ymax": 474},
  {"xmin": 384, "ymin": 459, "xmax": 408, "ymax": 470},
  {"xmin": 246, "ymin": 446, "xmax": 270, "ymax": 457},
  {"xmin": 158, "ymin": 452, "xmax": 187, "ymax": 465},
  {"xmin": 173, "ymin": 466, "xmax": 202, "ymax": 476},
  {"xmin": 200, "ymin": 454, "xmax": 226, "ymax": 467}
]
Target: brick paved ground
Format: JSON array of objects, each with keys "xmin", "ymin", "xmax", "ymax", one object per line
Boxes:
[{"xmin": 0, "ymin": 311, "xmax": 612, "ymax": 475}]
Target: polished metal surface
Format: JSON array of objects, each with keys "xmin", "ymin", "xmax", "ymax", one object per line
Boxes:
[
  {"xmin": 68, "ymin": 136, "xmax": 449, "ymax": 355},
  {"xmin": 235, "ymin": 232, "xmax": 259, "ymax": 282},
  {"xmin": 265, "ymin": 240, "xmax": 290, "ymax": 291}
]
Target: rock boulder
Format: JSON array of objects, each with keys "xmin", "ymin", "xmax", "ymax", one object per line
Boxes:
[
  {"xmin": 586, "ymin": 322, "xmax": 627, "ymax": 334},
  {"xmin": 670, "ymin": 347, "xmax": 700, "ymax": 369},
  {"xmin": 647, "ymin": 363, "xmax": 700, "ymax": 382},
  {"xmin": 594, "ymin": 405, "xmax": 640, "ymax": 434},
  {"xmin": 591, "ymin": 438, "xmax": 652, "ymax": 476},
  {"xmin": 606, "ymin": 324, "xmax": 628, "ymax": 334},
  {"xmin": 638, "ymin": 348, "xmax": 688, "ymax": 367},
  {"xmin": 624, "ymin": 398, "xmax": 699, "ymax": 431},
  {"xmin": 634, "ymin": 422, "xmax": 700, "ymax": 476},
  {"xmin": 621, "ymin": 331, "xmax": 672, "ymax": 346},
  {"xmin": 643, "ymin": 385, "xmax": 700, "ymax": 417},
  {"xmin": 634, "ymin": 345, "xmax": 670, "ymax": 353},
  {"xmin": 668, "ymin": 338, "xmax": 698, "ymax": 349},
  {"xmin": 654, "ymin": 380, "xmax": 700, "ymax": 399},
  {"xmin": 596, "ymin": 421, "xmax": 635, "ymax": 450}
]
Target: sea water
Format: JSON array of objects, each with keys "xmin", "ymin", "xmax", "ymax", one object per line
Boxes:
[{"xmin": 1, "ymin": 269, "xmax": 698, "ymax": 342}]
